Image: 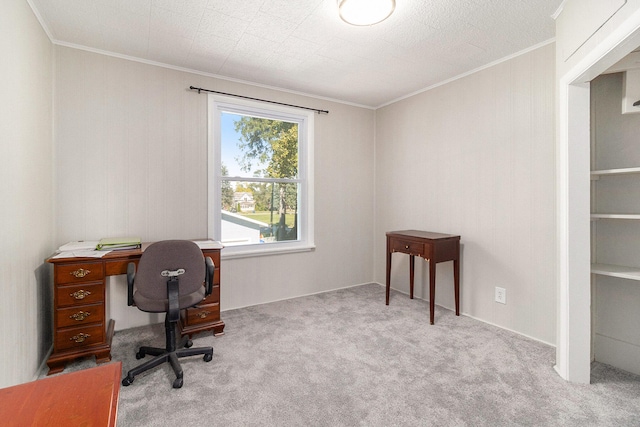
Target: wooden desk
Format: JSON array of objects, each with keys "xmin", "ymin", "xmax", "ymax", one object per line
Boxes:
[
  {"xmin": 386, "ymin": 230, "xmax": 460, "ymax": 324},
  {"xmin": 0, "ymin": 362, "xmax": 121, "ymax": 426},
  {"xmin": 46, "ymin": 243, "xmax": 224, "ymax": 375}
]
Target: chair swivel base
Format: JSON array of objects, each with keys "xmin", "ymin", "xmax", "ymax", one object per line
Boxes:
[{"xmin": 122, "ymin": 341, "xmax": 213, "ymax": 389}]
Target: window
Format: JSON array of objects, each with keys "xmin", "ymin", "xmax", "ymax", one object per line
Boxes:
[{"xmin": 208, "ymin": 94, "xmax": 314, "ymax": 257}]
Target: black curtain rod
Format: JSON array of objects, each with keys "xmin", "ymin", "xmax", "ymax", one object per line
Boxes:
[{"xmin": 189, "ymin": 86, "xmax": 329, "ymax": 114}]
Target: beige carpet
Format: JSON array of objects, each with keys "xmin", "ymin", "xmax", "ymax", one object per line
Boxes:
[{"xmin": 61, "ymin": 284, "xmax": 640, "ymax": 426}]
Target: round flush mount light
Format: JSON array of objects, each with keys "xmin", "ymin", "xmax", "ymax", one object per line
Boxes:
[{"xmin": 338, "ymin": 0, "xmax": 396, "ymax": 26}]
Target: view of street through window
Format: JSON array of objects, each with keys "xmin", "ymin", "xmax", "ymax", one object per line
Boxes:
[{"xmin": 220, "ymin": 112, "xmax": 299, "ymax": 245}]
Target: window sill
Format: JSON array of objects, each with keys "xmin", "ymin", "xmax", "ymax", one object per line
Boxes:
[{"xmin": 220, "ymin": 243, "xmax": 316, "ymax": 260}]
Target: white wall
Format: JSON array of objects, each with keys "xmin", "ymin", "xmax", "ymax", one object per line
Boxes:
[
  {"xmin": 374, "ymin": 43, "xmax": 557, "ymax": 344},
  {"xmin": 0, "ymin": 0, "xmax": 54, "ymax": 387},
  {"xmin": 591, "ymin": 73, "xmax": 640, "ymax": 375},
  {"xmin": 53, "ymin": 46, "xmax": 376, "ymax": 329}
]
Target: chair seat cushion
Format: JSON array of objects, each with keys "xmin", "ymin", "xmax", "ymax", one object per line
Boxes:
[{"xmin": 134, "ymin": 286, "xmax": 205, "ymax": 313}]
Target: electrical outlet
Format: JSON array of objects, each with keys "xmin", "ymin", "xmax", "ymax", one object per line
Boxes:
[{"xmin": 495, "ymin": 287, "xmax": 506, "ymax": 304}]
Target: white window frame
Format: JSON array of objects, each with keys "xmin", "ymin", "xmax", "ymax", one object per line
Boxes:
[{"xmin": 208, "ymin": 94, "xmax": 314, "ymax": 259}]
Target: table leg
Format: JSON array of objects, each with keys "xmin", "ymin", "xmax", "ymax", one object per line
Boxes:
[
  {"xmin": 409, "ymin": 255, "xmax": 415, "ymax": 299},
  {"xmin": 386, "ymin": 246, "xmax": 391, "ymax": 305},
  {"xmin": 428, "ymin": 259, "xmax": 436, "ymax": 325},
  {"xmin": 454, "ymin": 258, "xmax": 460, "ymax": 316}
]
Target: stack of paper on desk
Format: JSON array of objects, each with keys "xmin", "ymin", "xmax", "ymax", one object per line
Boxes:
[
  {"xmin": 96, "ymin": 237, "xmax": 142, "ymax": 251},
  {"xmin": 54, "ymin": 241, "xmax": 108, "ymax": 258},
  {"xmin": 193, "ymin": 240, "xmax": 224, "ymax": 249},
  {"xmin": 58, "ymin": 241, "xmax": 100, "ymax": 252},
  {"xmin": 52, "ymin": 249, "xmax": 110, "ymax": 259}
]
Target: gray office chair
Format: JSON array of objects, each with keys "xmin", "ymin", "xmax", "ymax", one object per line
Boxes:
[{"xmin": 121, "ymin": 240, "xmax": 214, "ymax": 389}]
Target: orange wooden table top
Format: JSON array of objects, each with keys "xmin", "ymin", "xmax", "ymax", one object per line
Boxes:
[{"xmin": 0, "ymin": 362, "xmax": 121, "ymax": 426}]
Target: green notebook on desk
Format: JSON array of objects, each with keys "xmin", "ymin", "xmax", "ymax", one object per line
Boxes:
[{"xmin": 96, "ymin": 237, "xmax": 142, "ymax": 251}]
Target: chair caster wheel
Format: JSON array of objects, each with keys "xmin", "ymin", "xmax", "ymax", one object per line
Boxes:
[
  {"xmin": 204, "ymin": 353, "xmax": 212, "ymax": 362},
  {"xmin": 185, "ymin": 340, "xmax": 193, "ymax": 348},
  {"xmin": 122, "ymin": 377, "xmax": 134, "ymax": 386},
  {"xmin": 173, "ymin": 378, "xmax": 183, "ymax": 389},
  {"xmin": 135, "ymin": 351, "xmax": 145, "ymax": 359}
]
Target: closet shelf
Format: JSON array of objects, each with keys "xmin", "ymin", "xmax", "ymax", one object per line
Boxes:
[
  {"xmin": 591, "ymin": 263, "xmax": 640, "ymax": 281},
  {"xmin": 591, "ymin": 213, "xmax": 640, "ymax": 220}
]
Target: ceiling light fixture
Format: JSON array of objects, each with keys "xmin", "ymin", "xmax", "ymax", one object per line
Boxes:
[{"xmin": 338, "ymin": 0, "xmax": 396, "ymax": 26}]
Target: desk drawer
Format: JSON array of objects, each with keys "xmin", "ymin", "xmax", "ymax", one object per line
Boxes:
[
  {"xmin": 184, "ymin": 303, "xmax": 220, "ymax": 326},
  {"xmin": 56, "ymin": 282, "xmax": 104, "ymax": 307},
  {"xmin": 56, "ymin": 262, "xmax": 104, "ymax": 285},
  {"xmin": 391, "ymin": 239, "xmax": 424, "ymax": 256},
  {"xmin": 55, "ymin": 324, "xmax": 105, "ymax": 351},
  {"xmin": 201, "ymin": 284, "xmax": 220, "ymax": 305},
  {"xmin": 56, "ymin": 303, "xmax": 104, "ymax": 329}
]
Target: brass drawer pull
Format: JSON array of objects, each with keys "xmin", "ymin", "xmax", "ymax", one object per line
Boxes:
[
  {"xmin": 70, "ymin": 289, "xmax": 91, "ymax": 300},
  {"xmin": 70, "ymin": 333, "xmax": 90, "ymax": 343},
  {"xmin": 69, "ymin": 311, "xmax": 91, "ymax": 321},
  {"xmin": 198, "ymin": 311, "xmax": 211, "ymax": 319},
  {"xmin": 70, "ymin": 268, "xmax": 91, "ymax": 278}
]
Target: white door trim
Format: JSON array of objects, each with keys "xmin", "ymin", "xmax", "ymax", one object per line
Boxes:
[{"xmin": 557, "ymin": 8, "xmax": 640, "ymax": 383}]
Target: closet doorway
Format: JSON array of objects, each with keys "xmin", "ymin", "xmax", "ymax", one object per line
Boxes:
[{"xmin": 558, "ymin": 21, "xmax": 640, "ymax": 383}]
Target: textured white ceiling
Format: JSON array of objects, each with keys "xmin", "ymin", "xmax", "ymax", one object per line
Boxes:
[{"xmin": 29, "ymin": 0, "xmax": 562, "ymax": 107}]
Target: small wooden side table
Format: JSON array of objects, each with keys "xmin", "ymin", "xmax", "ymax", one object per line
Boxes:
[
  {"xmin": 0, "ymin": 362, "xmax": 121, "ymax": 426},
  {"xmin": 386, "ymin": 230, "xmax": 461, "ymax": 324}
]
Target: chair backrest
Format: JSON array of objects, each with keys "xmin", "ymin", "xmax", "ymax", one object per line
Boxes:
[{"xmin": 135, "ymin": 240, "xmax": 205, "ymax": 301}]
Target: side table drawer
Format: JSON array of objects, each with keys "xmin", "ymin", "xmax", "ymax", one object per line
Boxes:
[
  {"xmin": 55, "ymin": 324, "xmax": 105, "ymax": 351},
  {"xmin": 56, "ymin": 303, "xmax": 104, "ymax": 329},
  {"xmin": 56, "ymin": 282, "xmax": 104, "ymax": 307},
  {"xmin": 391, "ymin": 239, "xmax": 424, "ymax": 256},
  {"xmin": 56, "ymin": 262, "xmax": 104, "ymax": 285}
]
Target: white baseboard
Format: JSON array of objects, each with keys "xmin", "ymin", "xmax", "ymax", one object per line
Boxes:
[
  {"xmin": 378, "ymin": 282, "xmax": 556, "ymax": 348},
  {"xmin": 594, "ymin": 333, "xmax": 640, "ymax": 376},
  {"xmin": 35, "ymin": 345, "xmax": 53, "ymax": 380}
]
